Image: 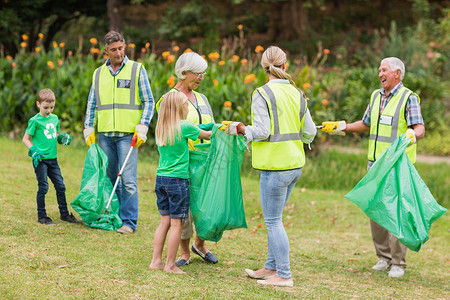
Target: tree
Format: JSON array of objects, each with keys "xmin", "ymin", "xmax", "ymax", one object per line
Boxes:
[{"xmin": 0, "ymin": 0, "xmax": 105, "ymax": 55}]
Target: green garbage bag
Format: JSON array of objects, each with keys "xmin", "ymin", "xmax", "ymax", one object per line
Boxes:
[
  {"xmin": 71, "ymin": 144, "xmax": 123, "ymax": 231},
  {"xmin": 189, "ymin": 124, "xmax": 248, "ymax": 242},
  {"xmin": 345, "ymin": 134, "xmax": 447, "ymax": 251}
]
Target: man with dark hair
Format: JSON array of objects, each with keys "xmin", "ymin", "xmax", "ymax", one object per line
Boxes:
[{"xmin": 83, "ymin": 31, "xmax": 155, "ymax": 234}]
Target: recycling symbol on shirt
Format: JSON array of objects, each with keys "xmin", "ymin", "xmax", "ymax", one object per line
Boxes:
[{"xmin": 44, "ymin": 123, "xmax": 57, "ymax": 139}]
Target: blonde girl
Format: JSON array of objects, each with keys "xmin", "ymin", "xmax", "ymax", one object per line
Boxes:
[{"xmin": 149, "ymin": 91, "xmax": 211, "ymax": 274}]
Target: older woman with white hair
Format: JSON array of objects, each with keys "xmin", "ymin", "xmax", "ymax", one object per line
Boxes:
[{"xmin": 155, "ymin": 51, "xmax": 218, "ymax": 267}]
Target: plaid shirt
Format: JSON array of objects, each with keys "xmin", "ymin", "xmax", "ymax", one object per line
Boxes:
[
  {"xmin": 84, "ymin": 56, "xmax": 154, "ymax": 136},
  {"xmin": 362, "ymin": 82, "xmax": 424, "ymax": 127}
]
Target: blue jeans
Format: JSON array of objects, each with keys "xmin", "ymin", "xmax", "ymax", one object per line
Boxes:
[
  {"xmin": 33, "ymin": 159, "xmax": 69, "ymax": 219},
  {"xmin": 98, "ymin": 134, "xmax": 139, "ymax": 230},
  {"xmin": 155, "ymin": 176, "xmax": 190, "ymax": 220},
  {"xmin": 260, "ymin": 168, "xmax": 302, "ymax": 279}
]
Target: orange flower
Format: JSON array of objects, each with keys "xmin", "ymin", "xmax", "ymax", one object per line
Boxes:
[
  {"xmin": 6, "ymin": 55, "xmax": 13, "ymax": 61},
  {"xmin": 141, "ymin": 48, "xmax": 146, "ymax": 53},
  {"xmin": 167, "ymin": 54, "xmax": 175, "ymax": 63},
  {"xmin": 68, "ymin": 50, "xmax": 73, "ymax": 56},
  {"xmin": 213, "ymin": 79, "xmax": 218, "ymax": 86},
  {"xmin": 162, "ymin": 51, "xmax": 170, "ymax": 59},
  {"xmin": 302, "ymin": 83, "xmax": 311, "ymax": 90},
  {"xmin": 47, "ymin": 61, "xmax": 55, "ymax": 69},
  {"xmin": 57, "ymin": 58, "xmax": 63, "ymax": 66},
  {"xmin": 128, "ymin": 43, "xmax": 135, "ymax": 48},
  {"xmin": 224, "ymin": 101, "xmax": 232, "ymax": 108},
  {"xmin": 145, "ymin": 42, "xmax": 150, "ymax": 48},
  {"xmin": 35, "ymin": 47, "xmax": 41, "ymax": 53},
  {"xmin": 232, "ymin": 55, "xmax": 239, "ymax": 63},
  {"xmin": 20, "ymin": 42, "xmax": 27, "ymax": 48},
  {"xmin": 323, "ymin": 49, "xmax": 330, "ymax": 54},
  {"xmin": 218, "ymin": 60, "xmax": 225, "ymax": 66},
  {"xmin": 184, "ymin": 48, "xmax": 192, "ymax": 53},
  {"xmin": 53, "ymin": 41, "xmax": 58, "ymax": 48},
  {"xmin": 255, "ymin": 45, "xmax": 264, "ymax": 53},
  {"xmin": 90, "ymin": 48, "xmax": 100, "ymax": 55},
  {"xmin": 244, "ymin": 74, "xmax": 256, "ymax": 84},
  {"xmin": 237, "ymin": 24, "xmax": 243, "ymax": 30},
  {"xmin": 38, "ymin": 33, "xmax": 44, "ymax": 39},
  {"xmin": 173, "ymin": 45, "xmax": 180, "ymax": 52},
  {"xmin": 59, "ymin": 43, "xmax": 65, "ymax": 48},
  {"xmin": 166, "ymin": 75, "xmax": 176, "ymax": 87},
  {"xmin": 208, "ymin": 52, "xmax": 220, "ymax": 61},
  {"xmin": 90, "ymin": 38, "xmax": 98, "ymax": 45},
  {"xmin": 241, "ymin": 59, "xmax": 248, "ymax": 65},
  {"xmin": 321, "ymin": 99, "xmax": 329, "ymax": 106},
  {"xmin": 22, "ymin": 34, "xmax": 29, "ymax": 41},
  {"xmin": 12, "ymin": 62, "xmax": 16, "ymax": 69}
]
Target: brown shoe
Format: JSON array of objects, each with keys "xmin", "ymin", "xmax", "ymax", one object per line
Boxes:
[
  {"xmin": 245, "ymin": 269, "xmax": 275, "ymax": 280},
  {"xmin": 116, "ymin": 225, "xmax": 134, "ymax": 234}
]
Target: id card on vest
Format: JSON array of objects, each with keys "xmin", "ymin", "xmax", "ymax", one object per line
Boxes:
[
  {"xmin": 379, "ymin": 115, "xmax": 393, "ymax": 126},
  {"xmin": 117, "ymin": 79, "xmax": 131, "ymax": 88}
]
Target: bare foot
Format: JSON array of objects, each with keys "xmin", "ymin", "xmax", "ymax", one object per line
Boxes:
[
  {"xmin": 164, "ymin": 265, "xmax": 186, "ymax": 274},
  {"xmin": 149, "ymin": 263, "xmax": 164, "ymax": 270}
]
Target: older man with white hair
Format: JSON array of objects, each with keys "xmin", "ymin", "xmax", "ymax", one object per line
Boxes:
[{"xmin": 320, "ymin": 57, "xmax": 425, "ymax": 278}]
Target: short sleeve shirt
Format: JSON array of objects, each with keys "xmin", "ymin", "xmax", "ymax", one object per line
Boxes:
[
  {"xmin": 26, "ymin": 113, "xmax": 60, "ymax": 159},
  {"xmin": 156, "ymin": 120, "xmax": 201, "ymax": 179}
]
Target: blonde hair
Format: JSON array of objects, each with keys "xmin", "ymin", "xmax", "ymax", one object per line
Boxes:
[
  {"xmin": 155, "ymin": 91, "xmax": 188, "ymax": 146},
  {"xmin": 37, "ymin": 88, "xmax": 55, "ymax": 103},
  {"xmin": 261, "ymin": 46, "xmax": 296, "ymax": 86}
]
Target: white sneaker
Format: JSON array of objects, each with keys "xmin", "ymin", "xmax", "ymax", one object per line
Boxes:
[
  {"xmin": 372, "ymin": 259, "xmax": 390, "ymax": 271},
  {"xmin": 388, "ymin": 266, "xmax": 405, "ymax": 278}
]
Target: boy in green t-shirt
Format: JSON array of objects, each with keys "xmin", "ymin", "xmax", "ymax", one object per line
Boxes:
[{"xmin": 22, "ymin": 88, "xmax": 82, "ymax": 226}]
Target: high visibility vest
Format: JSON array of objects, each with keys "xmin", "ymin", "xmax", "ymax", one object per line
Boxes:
[
  {"xmin": 95, "ymin": 60, "xmax": 143, "ymax": 133},
  {"xmin": 252, "ymin": 82, "xmax": 307, "ymax": 170},
  {"xmin": 156, "ymin": 88, "xmax": 214, "ymax": 144},
  {"xmin": 368, "ymin": 86, "xmax": 419, "ymax": 163}
]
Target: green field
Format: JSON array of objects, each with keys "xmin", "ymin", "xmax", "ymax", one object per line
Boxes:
[{"xmin": 0, "ymin": 136, "xmax": 448, "ymax": 299}]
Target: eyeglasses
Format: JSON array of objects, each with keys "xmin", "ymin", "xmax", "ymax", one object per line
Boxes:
[{"xmin": 190, "ymin": 71, "xmax": 207, "ymax": 78}]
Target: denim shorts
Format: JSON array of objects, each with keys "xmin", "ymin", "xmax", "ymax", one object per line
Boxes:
[{"xmin": 155, "ymin": 176, "xmax": 190, "ymax": 219}]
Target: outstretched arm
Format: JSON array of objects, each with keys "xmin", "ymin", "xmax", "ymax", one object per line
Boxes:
[{"xmin": 344, "ymin": 120, "xmax": 370, "ymax": 133}]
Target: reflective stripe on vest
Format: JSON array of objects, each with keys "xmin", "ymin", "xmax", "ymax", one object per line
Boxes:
[
  {"xmin": 368, "ymin": 86, "xmax": 418, "ymax": 163},
  {"xmin": 260, "ymin": 84, "xmax": 306, "ymax": 142},
  {"xmin": 95, "ymin": 61, "xmax": 142, "ymax": 132},
  {"xmin": 252, "ymin": 83, "xmax": 307, "ymax": 170}
]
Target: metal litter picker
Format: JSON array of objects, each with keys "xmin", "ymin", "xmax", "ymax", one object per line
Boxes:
[{"xmin": 97, "ymin": 135, "xmax": 137, "ymax": 222}]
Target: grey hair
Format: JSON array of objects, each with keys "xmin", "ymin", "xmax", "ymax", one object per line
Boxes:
[
  {"xmin": 175, "ymin": 52, "xmax": 208, "ymax": 80},
  {"xmin": 381, "ymin": 57, "xmax": 405, "ymax": 80},
  {"xmin": 103, "ymin": 31, "xmax": 125, "ymax": 47}
]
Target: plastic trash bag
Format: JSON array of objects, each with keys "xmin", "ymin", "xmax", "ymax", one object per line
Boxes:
[
  {"xmin": 71, "ymin": 144, "xmax": 123, "ymax": 231},
  {"xmin": 189, "ymin": 124, "xmax": 247, "ymax": 242},
  {"xmin": 345, "ymin": 134, "xmax": 447, "ymax": 251}
]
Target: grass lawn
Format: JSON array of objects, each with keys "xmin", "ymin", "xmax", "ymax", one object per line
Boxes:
[{"xmin": 0, "ymin": 136, "xmax": 448, "ymax": 299}]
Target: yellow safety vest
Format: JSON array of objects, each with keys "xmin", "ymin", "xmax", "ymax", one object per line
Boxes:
[
  {"xmin": 95, "ymin": 60, "xmax": 143, "ymax": 133},
  {"xmin": 252, "ymin": 82, "xmax": 307, "ymax": 170},
  {"xmin": 156, "ymin": 88, "xmax": 214, "ymax": 144},
  {"xmin": 368, "ymin": 86, "xmax": 419, "ymax": 163}
]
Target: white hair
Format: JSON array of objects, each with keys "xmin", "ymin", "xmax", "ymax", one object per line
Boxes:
[
  {"xmin": 175, "ymin": 52, "xmax": 208, "ymax": 80},
  {"xmin": 381, "ymin": 57, "xmax": 405, "ymax": 80}
]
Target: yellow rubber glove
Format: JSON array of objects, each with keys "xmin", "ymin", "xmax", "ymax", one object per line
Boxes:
[
  {"xmin": 220, "ymin": 121, "xmax": 233, "ymax": 131},
  {"xmin": 188, "ymin": 139, "xmax": 195, "ymax": 151},
  {"xmin": 405, "ymin": 128, "xmax": 416, "ymax": 146},
  {"xmin": 320, "ymin": 121, "xmax": 346, "ymax": 136},
  {"xmin": 133, "ymin": 124, "xmax": 148, "ymax": 148},
  {"xmin": 83, "ymin": 127, "xmax": 95, "ymax": 146}
]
